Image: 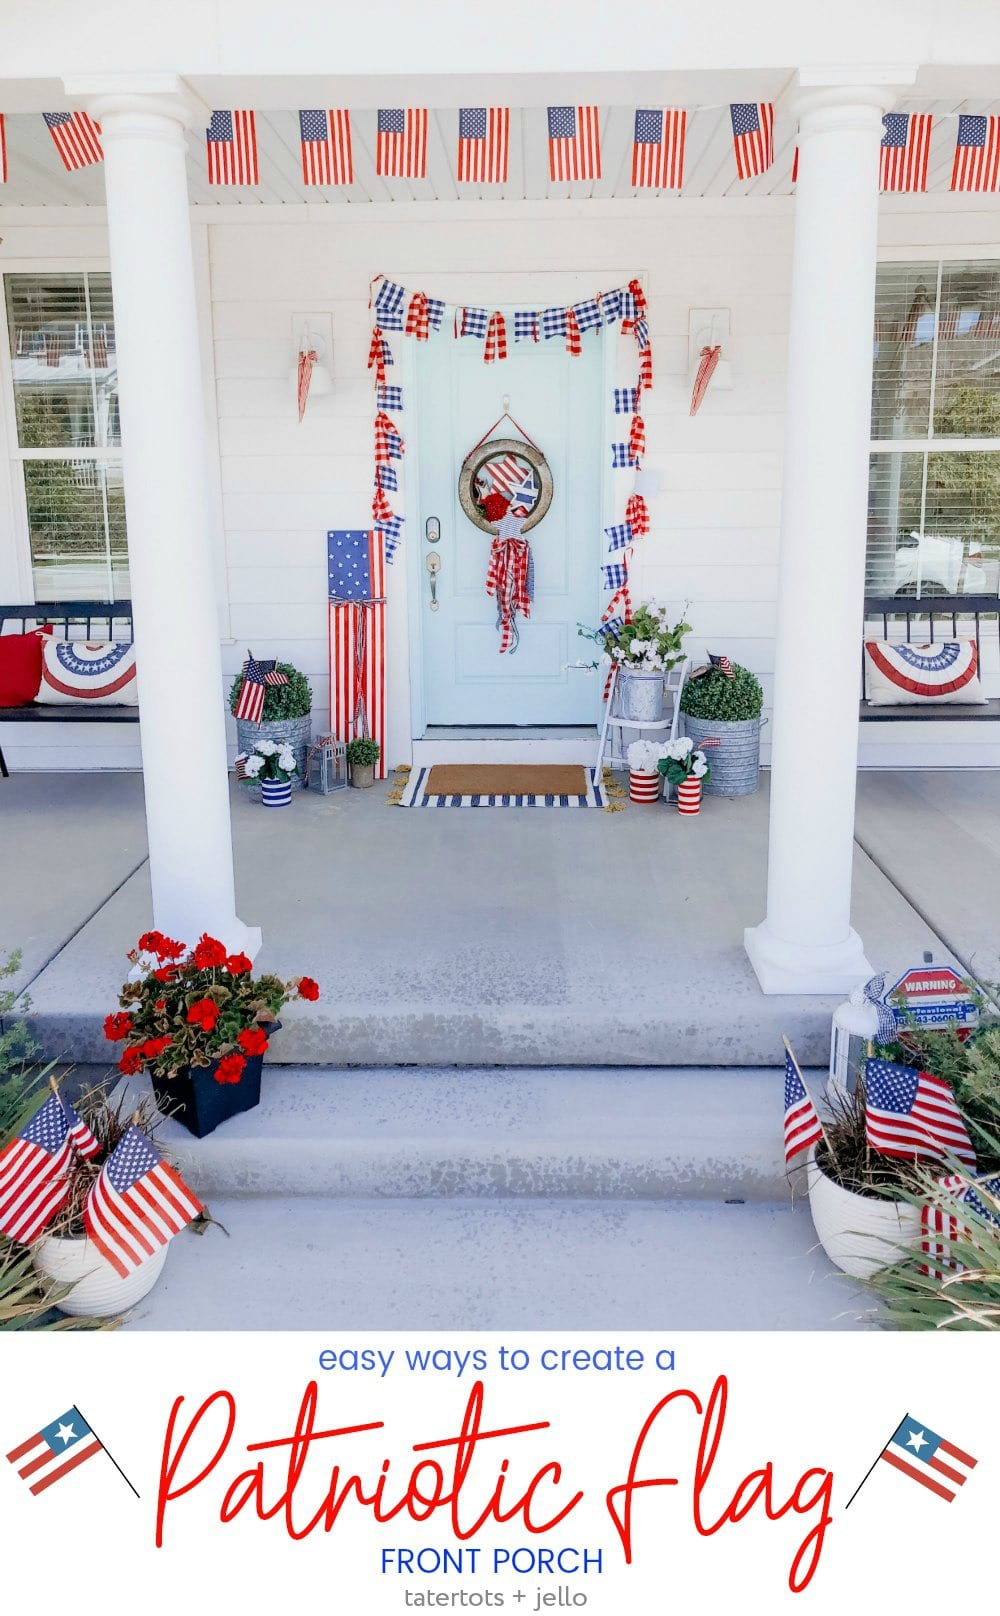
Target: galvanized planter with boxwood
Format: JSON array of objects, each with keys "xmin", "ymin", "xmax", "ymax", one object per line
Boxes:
[
  {"xmin": 679, "ymin": 662, "xmax": 764, "ymax": 797},
  {"xmin": 229, "ymin": 661, "xmax": 312, "ymax": 793}
]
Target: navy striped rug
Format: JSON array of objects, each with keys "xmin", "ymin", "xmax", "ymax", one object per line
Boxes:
[{"xmin": 400, "ymin": 767, "xmax": 608, "ymax": 808}]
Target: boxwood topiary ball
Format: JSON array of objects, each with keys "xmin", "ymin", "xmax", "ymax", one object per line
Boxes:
[
  {"xmin": 679, "ymin": 663, "xmax": 763, "ymax": 722},
  {"xmin": 228, "ymin": 662, "xmax": 312, "ymax": 721}
]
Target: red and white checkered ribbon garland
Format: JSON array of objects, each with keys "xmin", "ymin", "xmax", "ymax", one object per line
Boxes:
[
  {"xmin": 486, "ymin": 535, "xmax": 531, "ymax": 653},
  {"xmin": 625, "ymin": 493, "xmax": 649, "ymax": 537},
  {"xmin": 367, "ymin": 326, "xmax": 390, "ymax": 389},
  {"xmin": 484, "ymin": 311, "xmax": 507, "ymax": 364},
  {"xmin": 565, "ymin": 308, "xmax": 582, "ymax": 357},
  {"xmin": 406, "ymin": 292, "xmax": 430, "ymax": 340},
  {"xmin": 372, "ymin": 483, "xmax": 394, "ymax": 526},
  {"xmin": 628, "ymin": 414, "xmax": 645, "ymax": 462},
  {"xmin": 373, "ymin": 410, "xmax": 403, "ymax": 466}
]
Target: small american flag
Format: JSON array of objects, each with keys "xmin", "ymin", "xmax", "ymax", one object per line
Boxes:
[
  {"xmin": 951, "ymin": 114, "xmax": 1000, "ymax": 193},
  {"xmin": 864, "ymin": 1058, "xmax": 976, "ymax": 1167},
  {"xmin": 878, "ymin": 1417, "xmax": 977, "ymax": 1503},
  {"xmin": 6, "ymin": 1409, "xmax": 104, "ymax": 1497},
  {"xmin": 207, "ymin": 110, "xmax": 258, "ymax": 186},
  {"xmin": 880, "ymin": 113, "xmax": 931, "ymax": 193},
  {"xmin": 234, "ymin": 656, "xmax": 289, "ymax": 725},
  {"xmin": 458, "ymin": 107, "xmax": 509, "ymax": 183},
  {"xmin": 632, "ymin": 108, "xmax": 686, "ymax": 189},
  {"xmin": 783, "ymin": 1044, "xmax": 824, "ymax": 1166},
  {"xmin": 730, "ymin": 103, "xmax": 774, "ymax": 179},
  {"xmin": 547, "ymin": 106, "xmax": 601, "ymax": 181},
  {"xmin": 710, "ymin": 652, "xmax": 735, "ymax": 679},
  {"xmin": 376, "ymin": 108, "xmax": 428, "ymax": 178},
  {"xmin": 921, "ymin": 1173, "xmax": 1000, "ymax": 1279},
  {"xmin": 0, "ymin": 1093, "xmax": 100, "ymax": 1244},
  {"xmin": 84, "ymin": 1126, "xmax": 203, "ymax": 1279},
  {"xmin": 298, "ymin": 109, "xmax": 353, "ymax": 186},
  {"xmin": 43, "ymin": 111, "xmax": 103, "ymax": 172}
]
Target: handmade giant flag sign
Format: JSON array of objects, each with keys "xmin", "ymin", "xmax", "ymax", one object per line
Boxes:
[
  {"xmin": 951, "ymin": 114, "xmax": 1000, "ymax": 192},
  {"xmin": 84, "ymin": 1126, "xmax": 202, "ymax": 1278},
  {"xmin": 298, "ymin": 109, "xmax": 353, "ymax": 186},
  {"xmin": 864, "ymin": 1058, "xmax": 976, "ymax": 1168},
  {"xmin": 730, "ymin": 103, "xmax": 773, "ymax": 179},
  {"xmin": 328, "ymin": 531, "xmax": 386, "ymax": 777},
  {"xmin": 43, "ymin": 111, "xmax": 103, "ymax": 171},
  {"xmin": 0, "ymin": 1094, "xmax": 99, "ymax": 1244},
  {"xmin": 880, "ymin": 1417, "xmax": 977, "ymax": 1502},
  {"xmin": 206, "ymin": 110, "xmax": 258, "ymax": 186},
  {"xmin": 632, "ymin": 108, "xmax": 686, "ymax": 189},
  {"xmin": 234, "ymin": 657, "xmax": 288, "ymax": 725},
  {"xmin": 880, "ymin": 113, "xmax": 931, "ymax": 193},
  {"xmin": 457, "ymin": 107, "xmax": 509, "ymax": 183},
  {"xmin": 376, "ymin": 108, "xmax": 428, "ymax": 178},
  {"xmin": 783, "ymin": 1046, "xmax": 824, "ymax": 1166},
  {"xmin": 6, "ymin": 1409, "xmax": 103, "ymax": 1497},
  {"xmin": 547, "ymin": 106, "xmax": 601, "ymax": 181}
]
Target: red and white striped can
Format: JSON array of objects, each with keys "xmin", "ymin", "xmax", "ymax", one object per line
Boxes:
[
  {"xmin": 676, "ymin": 777, "xmax": 702, "ymax": 815},
  {"xmin": 629, "ymin": 769, "xmax": 661, "ymax": 804}
]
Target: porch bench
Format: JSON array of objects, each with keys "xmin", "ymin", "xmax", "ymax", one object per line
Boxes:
[
  {"xmin": 0, "ymin": 601, "xmax": 137, "ymax": 776},
  {"xmin": 860, "ymin": 595, "xmax": 1000, "ymax": 722}
]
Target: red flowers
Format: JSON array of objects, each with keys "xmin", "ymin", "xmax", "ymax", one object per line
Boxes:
[
  {"xmin": 297, "ymin": 976, "xmax": 320, "ymax": 1002},
  {"xmin": 138, "ymin": 930, "xmax": 185, "ymax": 961},
  {"xmin": 226, "ymin": 953, "xmax": 253, "ymax": 977},
  {"xmin": 187, "ymin": 997, "xmax": 220, "ymax": 1032},
  {"xmin": 140, "ymin": 1035, "xmax": 173, "ymax": 1060},
  {"xmin": 103, "ymin": 1012, "xmax": 133, "ymax": 1042},
  {"xmin": 118, "ymin": 1048, "xmax": 143, "ymax": 1075},
  {"xmin": 153, "ymin": 965, "xmax": 179, "ymax": 983},
  {"xmin": 193, "ymin": 934, "xmax": 228, "ymax": 970},
  {"xmin": 215, "ymin": 1053, "xmax": 247, "ymax": 1086},
  {"xmin": 237, "ymin": 1027, "xmax": 269, "ymax": 1056}
]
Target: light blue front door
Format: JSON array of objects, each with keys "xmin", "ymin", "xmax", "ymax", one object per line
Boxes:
[{"xmin": 414, "ymin": 327, "xmax": 603, "ymax": 725}]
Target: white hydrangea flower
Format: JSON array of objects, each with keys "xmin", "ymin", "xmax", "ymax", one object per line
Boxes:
[
  {"xmin": 278, "ymin": 749, "xmax": 296, "ymax": 772},
  {"xmin": 674, "ymin": 736, "xmax": 694, "ymax": 756},
  {"xmin": 691, "ymin": 757, "xmax": 708, "ymax": 778},
  {"xmin": 255, "ymin": 739, "xmax": 279, "ymax": 756},
  {"xmin": 243, "ymin": 754, "xmax": 264, "ymax": 777}
]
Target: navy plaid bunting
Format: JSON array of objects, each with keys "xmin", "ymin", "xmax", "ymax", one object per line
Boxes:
[
  {"xmin": 613, "ymin": 386, "xmax": 638, "ymax": 414},
  {"xmin": 572, "ymin": 298, "xmax": 602, "ymax": 332},
  {"xmin": 541, "ymin": 306, "xmax": 567, "ymax": 339},
  {"xmin": 620, "ymin": 288, "xmax": 637, "ymax": 322},
  {"xmin": 459, "ymin": 307, "xmax": 489, "ymax": 338},
  {"xmin": 601, "ymin": 615, "xmax": 625, "ymax": 638},
  {"xmin": 426, "ymin": 298, "xmax": 445, "ymax": 330},
  {"xmin": 374, "ymin": 279, "xmax": 406, "ymax": 330},
  {"xmin": 375, "ymin": 465, "xmax": 398, "ymax": 492},
  {"xmin": 611, "ymin": 443, "xmax": 637, "ymax": 468},
  {"xmin": 602, "ymin": 563, "xmax": 628, "ymax": 591},
  {"xmin": 605, "ymin": 520, "xmax": 634, "ymax": 551},
  {"xmin": 377, "ymin": 514, "xmax": 404, "ymax": 562},
  {"xmin": 601, "ymin": 288, "xmax": 623, "ymax": 325},
  {"xmin": 377, "ymin": 384, "xmax": 404, "ymax": 412},
  {"xmin": 514, "ymin": 311, "xmax": 539, "ymax": 342},
  {"xmin": 634, "ymin": 317, "xmax": 650, "ymax": 351}
]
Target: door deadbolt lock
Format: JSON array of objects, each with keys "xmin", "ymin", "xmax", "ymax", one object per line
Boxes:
[
  {"xmin": 425, "ymin": 550, "xmax": 441, "ymax": 610},
  {"xmin": 425, "ymin": 516, "xmax": 441, "ymax": 544}
]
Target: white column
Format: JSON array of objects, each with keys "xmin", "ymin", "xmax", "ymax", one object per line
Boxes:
[
  {"xmin": 78, "ymin": 80, "xmax": 260, "ymax": 956},
  {"xmin": 745, "ymin": 83, "xmax": 896, "ymax": 995}
]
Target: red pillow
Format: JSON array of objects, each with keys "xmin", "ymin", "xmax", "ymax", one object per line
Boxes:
[{"xmin": 0, "ymin": 629, "xmax": 48, "ymax": 706}]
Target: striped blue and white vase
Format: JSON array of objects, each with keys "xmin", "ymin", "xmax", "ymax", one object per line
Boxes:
[{"xmin": 260, "ymin": 778, "xmax": 292, "ymax": 808}]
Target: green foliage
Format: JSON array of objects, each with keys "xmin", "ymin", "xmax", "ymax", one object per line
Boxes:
[
  {"xmin": 346, "ymin": 737, "xmax": 381, "ymax": 767},
  {"xmin": 578, "ymin": 603, "xmax": 691, "ymax": 672},
  {"xmin": 865, "ymin": 1169, "xmax": 1000, "ymax": 1331},
  {"xmin": 680, "ymin": 662, "xmax": 764, "ymax": 722},
  {"xmin": 0, "ymin": 950, "xmax": 38, "ymax": 1080},
  {"xmin": 229, "ymin": 662, "xmax": 312, "ymax": 721}
]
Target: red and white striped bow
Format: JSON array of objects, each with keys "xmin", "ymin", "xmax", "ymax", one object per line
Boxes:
[
  {"xmin": 406, "ymin": 292, "xmax": 430, "ymax": 340},
  {"xmin": 486, "ymin": 535, "xmax": 531, "ymax": 653},
  {"xmin": 628, "ymin": 414, "xmax": 645, "ymax": 462},
  {"xmin": 690, "ymin": 344, "xmax": 721, "ymax": 415},
  {"xmin": 565, "ymin": 308, "xmax": 582, "ymax": 357},
  {"xmin": 484, "ymin": 311, "xmax": 507, "ymax": 364},
  {"xmin": 297, "ymin": 349, "xmax": 316, "ymax": 422},
  {"xmin": 625, "ymin": 493, "xmax": 650, "ymax": 537},
  {"xmin": 367, "ymin": 326, "xmax": 390, "ymax": 389}
]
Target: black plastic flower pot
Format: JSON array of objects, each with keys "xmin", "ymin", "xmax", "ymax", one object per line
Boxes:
[{"xmin": 151, "ymin": 1022, "xmax": 280, "ymax": 1139}]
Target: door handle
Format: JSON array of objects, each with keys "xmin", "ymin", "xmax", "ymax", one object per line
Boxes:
[{"xmin": 425, "ymin": 551, "xmax": 441, "ymax": 611}]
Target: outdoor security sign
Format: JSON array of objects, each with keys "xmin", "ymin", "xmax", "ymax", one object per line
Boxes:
[{"xmin": 888, "ymin": 966, "xmax": 979, "ymax": 1033}]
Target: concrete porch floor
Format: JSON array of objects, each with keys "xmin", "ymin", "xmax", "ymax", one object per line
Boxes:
[{"xmin": 3, "ymin": 768, "xmax": 994, "ymax": 1066}]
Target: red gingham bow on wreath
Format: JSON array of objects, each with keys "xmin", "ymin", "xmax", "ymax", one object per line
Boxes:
[
  {"xmin": 486, "ymin": 531, "xmax": 532, "ymax": 653},
  {"xmin": 406, "ymin": 292, "xmax": 430, "ymax": 340},
  {"xmin": 484, "ymin": 311, "xmax": 507, "ymax": 364}
]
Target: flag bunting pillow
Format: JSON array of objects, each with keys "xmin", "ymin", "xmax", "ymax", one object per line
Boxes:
[
  {"xmin": 863, "ymin": 639, "xmax": 985, "ymax": 706},
  {"xmin": 35, "ymin": 640, "xmax": 139, "ymax": 706}
]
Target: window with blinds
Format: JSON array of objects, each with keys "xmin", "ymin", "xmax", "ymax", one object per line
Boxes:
[
  {"xmin": 3, "ymin": 271, "xmax": 126, "ymax": 601},
  {"xmin": 868, "ymin": 260, "xmax": 1000, "ymax": 599}
]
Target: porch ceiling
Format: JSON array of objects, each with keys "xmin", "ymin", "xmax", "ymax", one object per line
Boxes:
[{"xmin": 1, "ymin": 99, "xmax": 999, "ymax": 208}]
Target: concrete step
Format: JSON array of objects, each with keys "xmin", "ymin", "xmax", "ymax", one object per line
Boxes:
[{"xmin": 120, "ymin": 1065, "xmax": 796, "ymax": 1201}]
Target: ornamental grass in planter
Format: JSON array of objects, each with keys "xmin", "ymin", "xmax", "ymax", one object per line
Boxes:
[
  {"xmin": 105, "ymin": 931, "xmax": 321, "ymax": 1138},
  {"xmin": 679, "ymin": 661, "xmax": 764, "ymax": 796}
]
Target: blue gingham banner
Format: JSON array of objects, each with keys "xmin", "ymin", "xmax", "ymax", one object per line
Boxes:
[
  {"xmin": 374, "ymin": 278, "xmax": 406, "ymax": 330},
  {"xmin": 613, "ymin": 386, "xmax": 638, "ymax": 414},
  {"xmin": 611, "ymin": 443, "xmax": 637, "ymax": 468},
  {"xmin": 602, "ymin": 563, "xmax": 628, "ymax": 591},
  {"xmin": 601, "ymin": 288, "xmax": 623, "ymax": 325},
  {"xmin": 541, "ymin": 306, "xmax": 567, "ymax": 339},
  {"xmin": 375, "ymin": 465, "xmax": 398, "ymax": 492},
  {"xmin": 601, "ymin": 615, "xmax": 625, "ymax": 638},
  {"xmin": 514, "ymin": 311, "xmax": 539, "ymax": 342},
  {"xmin": 377, "ymin": 514, "xmax": 404, "ymax": 562},
  {"xmin": 621, "ymin": 288, "xmax": 638, "ymax": 322},
  {"xmin": 605, "ymin": 520, "xmax": 634, "ymax": 551},
  {"xmin": 426, "ymin": 298, "xmax": 446, "ymax": 330},
  {"xmin": 634, "ymin": 317, "xmax": 650, "ymax": 351},
  {"xmin": 377, "ymin": 384, "xmax": 404, "ymax": 412},
  {"xmin": 573, "ymin": 298, "xmax": 602, "ymax": 332},
  {"xmin": 459, "ymin": 307, "xmax": 489, "ymax": 338}
]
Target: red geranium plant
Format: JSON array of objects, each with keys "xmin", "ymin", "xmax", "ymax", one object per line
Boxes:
[{"xmin": 105, "ymin": 930, "xmax": 320, "ymax": 1086}]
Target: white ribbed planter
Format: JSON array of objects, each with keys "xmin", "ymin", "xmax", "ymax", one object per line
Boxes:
[
  {"xmin": 807, "ymin": 1149, "xmax": 920, "ymax": 1279},
  {"xmin": 33, "ymin": 1234, "xmax": 168, "ymax": 1317}
]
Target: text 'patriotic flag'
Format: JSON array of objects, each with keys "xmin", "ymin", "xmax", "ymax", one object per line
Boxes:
[
  {"xmin": 234, "ymin": 656, "xmax": 289, "ymax": 725},
  {"xmin": 299, "ymin": 109, "xmax": 353, "ymax": 186},
  {"xmin": 458, "ymin": 107, "xmax": 509, "ymax": 184},
  {"xmin": 376, "ymin": 108, "xmax": 428, "ymax": 178},
  {"xmin": 632, "ymin": 108, "xmax": 686, "ymax": 190},
  {"xmin": 207, "ymin": 110, "xmax": 258, "ymax": 186},
  {"xmin": 880, "ymin": 112, "xmax": 931, "ymax": 193},
  {"xmin": 880, "ymin": 1416, "xmax": 977, "ymax": 1502},
  {"xmin": 783, "ymin": 1045, "xmax": 824, "ymax": 1166},
  {"xmin": 951, "ymin": 113, "xmax": 1000, "ymax": 193},
  {"xmin": 864, "ymin": 1058, "xmax": 976, "ymax": 1167},
  {"xmin": 84, "ymin": 1126, "xmax": 203, "ymax": 1279},
  {"xmin": 547, "ymin": 106, "xmax": 601, "ymax": 182},
  {"xmin": 43, "ymin": 111, "xmax": 103, "ymax": 172},
  {"xmin": 6, "ymin": 1409, "xmax": 103, "ymax": 1497},
  {"xmin": 730, "ymin": 103, "xmax": 773, "ymax": 179},
  {"xmin": 0, "ymin": 1093, "xmax": 100, "ymax": 1244}
]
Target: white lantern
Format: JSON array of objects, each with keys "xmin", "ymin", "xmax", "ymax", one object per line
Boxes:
[{"xmin": 829, "ymin": 976, "xmax": 888, "ymax": 1095}]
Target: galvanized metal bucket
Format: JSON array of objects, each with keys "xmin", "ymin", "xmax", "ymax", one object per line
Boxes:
[
  {"xmin": 236, "ymin": 713, "xmax": 312, "ymax": 793},
  {"xmin": 616, "ymin": 669, "xmax": 665, "ymax": 723},
  {"xmin": 682, "ymin": 713, "xmax": 762, "ymax": 797}
]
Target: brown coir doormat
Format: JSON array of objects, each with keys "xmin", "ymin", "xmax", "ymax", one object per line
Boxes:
[{"xmin": 424, "ymin": 764, "xmax": 589, "ymax": 797}]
